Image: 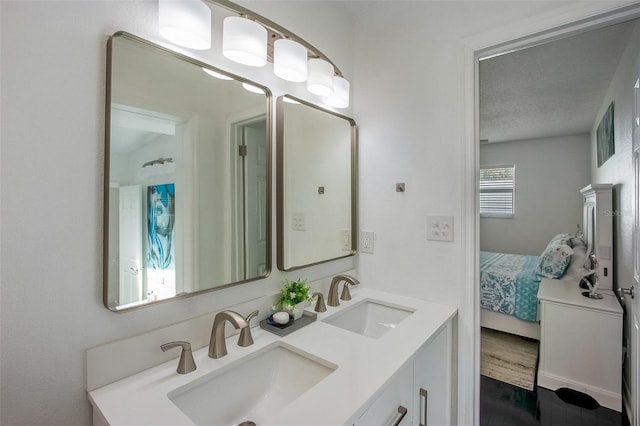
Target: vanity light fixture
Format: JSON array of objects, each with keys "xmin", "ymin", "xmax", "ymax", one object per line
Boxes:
[
  {"xmin": 158, "ymin": 0, "xmax": 350, "ymax": 108},
  {"xmin": 222, "ymin": 16, "xmax": 268, "ymax": 67},
  {"xmin": 324, "ymin": 76, "xmax": 350, "ymax": 108},
  {"xmin": 307, "ymin": 58, "xmax": 334, "ymax": 96},
  {"xmin": 158, "ymin": 0, "xmax": 211, "ymax": 50},
  {"xmin": 273, "ymin": 39, "xmax": 308, "ymax": 82}
]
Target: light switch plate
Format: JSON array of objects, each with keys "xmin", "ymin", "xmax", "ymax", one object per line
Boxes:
[
  {"xmin": 292, "ymin": 212, "xmax": 306, "ymax": 231},
  {"xmin": 341, "ymin": 229, "xmax": 351, "ymax": 251},
  {"xmin": 360, "ymin": 230, "xmax": 375, "ymax": 254},
  {"xmin": 427, "ymin": 216, "xmax": 454, "ymax": 242}
]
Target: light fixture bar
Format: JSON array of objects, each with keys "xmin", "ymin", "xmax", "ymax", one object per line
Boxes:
[{"xmin": 206, "ymin": 0, "xmax": 344, "ymax": 78}]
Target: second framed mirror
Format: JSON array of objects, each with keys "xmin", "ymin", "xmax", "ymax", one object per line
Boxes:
[{"xmin": 276, "ymin": 95, "xmax": 358, "ymax": 271}]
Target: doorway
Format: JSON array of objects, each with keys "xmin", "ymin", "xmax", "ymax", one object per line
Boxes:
[{"xmin": 462, "ymin": 3, "xmax": 640, "ymax": 426}]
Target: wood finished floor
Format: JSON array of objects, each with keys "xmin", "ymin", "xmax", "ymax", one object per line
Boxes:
[{"xmin": 480, "ymin": 376, "xmax": 628, "ymax": 426}]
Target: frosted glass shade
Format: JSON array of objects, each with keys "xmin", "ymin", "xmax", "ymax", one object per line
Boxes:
[
  {"xmin": 223, "ymin": 16, "xmax": 267, "ymax": 67},
  {"xmin": 324, "ymin": 76, "xmax": 350, "ymax": 108},
  {"xmin": 273, "ymin": 39, "xmax": 308, "ymax": 82},
  {"xmin": 307, "ymin": 58, "xmax": 334, "ymax": 96},
  {"xmin": 158, "ymin": 0, "xmax": 211, "ymax": 50}
]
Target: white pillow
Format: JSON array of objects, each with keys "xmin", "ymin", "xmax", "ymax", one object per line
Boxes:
[{"xmin": 537, "ymin": 243, "xmax": 574, "ymax": 278}]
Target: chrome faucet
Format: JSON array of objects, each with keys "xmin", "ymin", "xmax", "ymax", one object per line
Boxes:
[
  {"xmin": 327, "ymin": 274, "xmax": 360, "ymax": 307},
  {"xmin": 208, "ymin": 310, "xmax": 249, "ymax": 359}
]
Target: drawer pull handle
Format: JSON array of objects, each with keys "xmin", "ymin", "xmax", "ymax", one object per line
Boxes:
[
  {"xmin": 420, "ymin": 387, "xmax": 428, "ymax": 426},
  {"xmin": 391, "ymin": 405, "xmax": 408, "ymax": 426}
]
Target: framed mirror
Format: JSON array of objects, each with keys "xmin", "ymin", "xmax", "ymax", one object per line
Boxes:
[
  {"xmin": 276, "ymin": 95, "xmax": 357, "ymax": 271},
  {"xmin": 104, "ymin": 32, "xmax": 271, "ymax": 311}
]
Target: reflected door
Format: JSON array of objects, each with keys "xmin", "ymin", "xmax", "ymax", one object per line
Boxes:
[
  {"xmin": 119, "ymin": 185, "xmax": 143, "ymax": 305},
  {"xmin": 244, "ymin": 122, "xmax": 267, "ymax": 277}
]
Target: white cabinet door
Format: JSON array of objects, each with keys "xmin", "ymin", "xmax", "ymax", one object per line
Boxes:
[
  {"xmin": 355, "ymin": 362, "xmax": 413, "ymax": 426},
  {"xmin": 413, "ymin": 324, "xmax": 452, "ymax": 426}
]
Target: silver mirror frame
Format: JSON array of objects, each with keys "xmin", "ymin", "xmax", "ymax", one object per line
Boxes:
[
  {"xmin": 103, "ymin": 32, "xmax": 272, "ymax": 312},
  {"xmin": 275, "ymin": 95, "xmax": 358, "ymax": 271}
]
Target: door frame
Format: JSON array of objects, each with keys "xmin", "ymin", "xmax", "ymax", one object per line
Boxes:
[
  {"xmin": 228, "ymin": 109, "xmax": 268, "ymax": 281},
  {"xmin": 461, "ymin": 2, "xmax": 640, "ymax": 425}
]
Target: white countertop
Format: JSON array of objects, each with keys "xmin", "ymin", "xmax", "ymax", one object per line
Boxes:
[{"xmin": 88, "ymin": 288, "xmax": 457, "ymax": 426}]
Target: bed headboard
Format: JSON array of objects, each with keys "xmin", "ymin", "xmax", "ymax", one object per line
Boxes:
[{"xmin": 580, "ymin": 184, "xmax": 613, "ymax": 290}]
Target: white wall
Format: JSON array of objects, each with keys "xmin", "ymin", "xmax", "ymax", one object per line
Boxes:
[
  {"xmin": 590, "ymin": 19, "xmax": 640, "ymax": 414},
  {"xmin": 348, "ymin": 2, "xmax": 591, "ymax": 424},
  {"xmin": 0, "ymin": 1, "xmax": 610, "ymax": 425},
  {"xmin": 0, "ymin": 1, "xmax": 355, "ymax": 425},
  {"xmin": 480, "ymin": 135, "xmax": 590, "ymax": 255}
]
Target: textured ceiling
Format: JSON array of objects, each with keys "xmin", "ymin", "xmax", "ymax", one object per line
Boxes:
[{"xmin": 479, "ymin": 20, "xmax": 638, "ymax": 144}]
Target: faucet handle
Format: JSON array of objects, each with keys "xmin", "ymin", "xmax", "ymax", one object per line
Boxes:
[
  {"xmin": 238, "ymin": 310, "xmax": 259, "ymax": 347},
  {"xmin": 313, "ymin": 292, "xmax": 327, "ymax": 312},
  {"xmin": 340, "ymin": 283, "xmax": 352, "ymax": 301},
  {"xmin": 160, "ymin": 341, "xmax": 196, "ymax": 374}
]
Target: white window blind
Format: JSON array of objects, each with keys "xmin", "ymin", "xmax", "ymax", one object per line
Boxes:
[{"xmin": 480, "ymin": 166, "xmax": 515, "ymax": 217}]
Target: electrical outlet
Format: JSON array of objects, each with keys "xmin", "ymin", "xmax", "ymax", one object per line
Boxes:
[
  {"xmin": 427, "ymin": 216, "xmax": 454, "ymax": 242},
  {"xmin": 341, "ymin": 229, "xmax": 351, "ymax": 251},
  {"xmin": 360, "ymin": 230, "xmax": 375, "ymax": 254},
  {"xmin": 292, "ymin": 212, "xmax": 306, "ymax": 231}
]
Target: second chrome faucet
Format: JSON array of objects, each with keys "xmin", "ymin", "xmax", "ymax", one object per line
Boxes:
[{"xmin": 208, "ymin": 309, "xmax": 258, "ymax": 359}]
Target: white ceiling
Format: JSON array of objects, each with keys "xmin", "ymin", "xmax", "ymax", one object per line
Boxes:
[{"xmin": 479, "ymin": 19, "xmax": 638, "ymax": 144}]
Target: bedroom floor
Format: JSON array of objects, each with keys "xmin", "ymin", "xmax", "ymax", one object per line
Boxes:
[{"xmin": 480, "ymin": 375, "xmax": 629, "ymax": 426}]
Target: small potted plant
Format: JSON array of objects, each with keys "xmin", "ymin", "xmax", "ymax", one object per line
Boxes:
[{"xmin": 275, "ymin": 278, "xmax": 313, "ymax": 320}]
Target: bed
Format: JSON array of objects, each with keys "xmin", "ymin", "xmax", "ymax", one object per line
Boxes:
[
  {"xmin": 480, "ymin": 238, "xmax": 593, "ymax": 340},
  {"xmin": 480, "ymin": 185, "xmax": 612, "ymax": 340},
  {"xmin": 480, "ymin": 251, "xmax": 543, "ymax": 339}
]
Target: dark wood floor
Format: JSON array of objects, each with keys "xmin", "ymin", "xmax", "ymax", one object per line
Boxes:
[{"xmin": 480, "ymin": 376, "xmax": 628, "ymax": 426}]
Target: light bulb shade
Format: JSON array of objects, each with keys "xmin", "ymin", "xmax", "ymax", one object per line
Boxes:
[
  {"xmin": 223, "ymin": 16, "xmax": 267, "ymax": 67},
  {"xmin": 202, "ymin": 68, "xmax": 233, "ymax": 80},
  {"xmin": 273, "ymin": 39, "xmax": 308, "ymax": 82},
  {"xmin": 307, "ymin": 58, "xmax": 334, "ymax": 96},
  {"xmin": 158, "ymin": 0, "xmax": 211, "ymax": 50},
  {"xmin": 324, "ymin": 76, "xmax": 350, "ymax": 108},
  {"xmin": 242, "ymin": 82, "xmax": 265, "ymax": 94}
]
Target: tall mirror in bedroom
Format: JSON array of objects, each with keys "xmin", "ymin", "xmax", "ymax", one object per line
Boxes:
[
  {"xmin": 276, "ymin": 95, "xmax": 357, "ymax": 271},
  {"xmin": 104, "ymin": 32, "xmax": 271, "ymax": 311}
]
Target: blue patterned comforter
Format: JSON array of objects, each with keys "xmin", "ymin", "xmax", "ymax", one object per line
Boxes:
[{"xmin": 480, "ymin": 251, "xmax": 541, "ymax": 322}]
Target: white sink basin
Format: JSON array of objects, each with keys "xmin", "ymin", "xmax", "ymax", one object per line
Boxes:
[
  {"xmin": 167, "ymin": 342, "xmax": 337, "ymax": 426},
  {"xmin": 323, "ymin": 299, "xmax": 415, "ymax": 339}
]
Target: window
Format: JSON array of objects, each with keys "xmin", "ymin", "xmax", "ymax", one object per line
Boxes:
[{"xmin": 480, "ymin": 165, "xmax": 515, "ymax": 217}]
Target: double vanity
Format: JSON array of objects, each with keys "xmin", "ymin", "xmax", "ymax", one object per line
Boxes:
[
  {"xmin": 88, "ymin": 288, "xmax": 457, "ymax": 426},
  {"xmin": 97, "ymin": 6, "xmax": 457, "ymax": 425}
]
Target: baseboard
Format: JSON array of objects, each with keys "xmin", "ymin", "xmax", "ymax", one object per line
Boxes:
[{"xmin": 537, "ymin": 370, "xmax": 621, "ymax": 412}]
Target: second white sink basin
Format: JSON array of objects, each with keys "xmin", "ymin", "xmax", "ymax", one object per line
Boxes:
[
  {"xmin": 323, "ymin": 299, "xmax": 415, "ymax": 338},
  {"xmin": 168, "ymin": 342, "xmax": 337, "ymax": 425}
]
